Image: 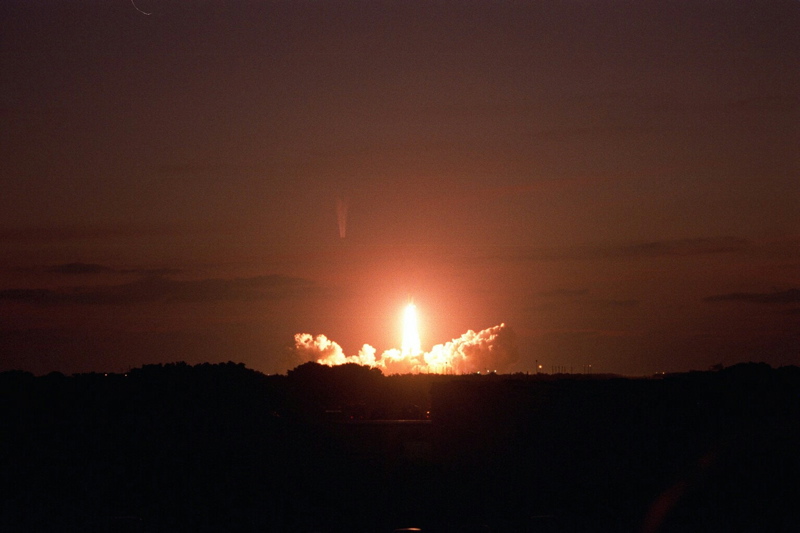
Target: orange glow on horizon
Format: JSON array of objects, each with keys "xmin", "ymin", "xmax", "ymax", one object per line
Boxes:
[{"xmin": 295, "ymin": 301, "xmax": 517, "ymax": 375}]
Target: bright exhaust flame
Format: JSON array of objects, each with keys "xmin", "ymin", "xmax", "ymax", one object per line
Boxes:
[
  {"xmin": 293, "ymin": 303, "xmax": 518, "ymax": 375},
  {"xmin": 401, "ymin": 303, "xmax": 421, "ymax": 357}
]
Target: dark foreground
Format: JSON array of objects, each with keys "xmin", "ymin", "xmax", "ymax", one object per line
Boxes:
[{"xmin": 1, "ymin": 362, "xmax": 798, "ymax": 532}]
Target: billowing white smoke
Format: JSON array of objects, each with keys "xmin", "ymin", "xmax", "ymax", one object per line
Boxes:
[
  {"xmin": 293, "ymin": 323, "xmax": 518, "ymax": 374},
  {"xmin": 293, "ymin": 333, "xmax": 378, "ymax": 366}
]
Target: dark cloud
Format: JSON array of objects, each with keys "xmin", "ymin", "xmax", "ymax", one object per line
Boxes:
[
  {"xmin": 508, "ymin": 237, "xmax": 751, "ymax": 263},
  {"xmin": 45, "ymin": 263, "xmax": 114, "ymax": 275},
  {"xmin": 0, "ymin": 275, "xmax": 317, "ymax": 306},
  {"xmin": 705, "ymin": 288, "xmax": 800, "ymax": 305},
  {"xmin": 608, "ymin": 237, "xmax": 750, "ymax": 258},
  {"xmin": 0, "ymin": 289, "xmax": 55, "ymax": 304}
]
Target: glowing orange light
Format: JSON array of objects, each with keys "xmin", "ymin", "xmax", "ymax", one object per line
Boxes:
[
  {"xmin": 401, "ymin": 303, "xmax": 421, "ymax": 357},
  {"xmin": 296, "ymin": 302, "xmax": 514, "ymax": 375}
]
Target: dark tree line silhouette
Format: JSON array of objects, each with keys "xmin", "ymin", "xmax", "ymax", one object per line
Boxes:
[{"xmin": 1, "ymin": 361, "xmax": 798, "ymax": 532}]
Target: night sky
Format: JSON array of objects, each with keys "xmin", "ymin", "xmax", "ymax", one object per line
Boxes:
[{"xmin": 2, "ymin": 0, "xmax": 798, "ymax": 376}]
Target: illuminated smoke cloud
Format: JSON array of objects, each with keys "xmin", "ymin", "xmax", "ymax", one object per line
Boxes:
[
  {"xmin": 294, "ymin": 323, "xmax": 518, "ymax": 375},
  {"xmin": 425, "ymin": 324, "xmax": 518, "ymax": 374},
  {"xmin": 293, "ymin": 333, "xmax": 378, "ymax": 367},
  {"xmin": 294, "ymin": 333, "xmax": 345, "ymax": 364}
]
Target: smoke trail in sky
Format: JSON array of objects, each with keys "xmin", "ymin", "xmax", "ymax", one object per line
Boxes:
[
  {"xmin": 294, "ymin": 323, "xmax": 518, "ymax": 374},
  {"xmin": 130, "ymin": 0, "xmax": 152, "ymax": 15},
  {"xmin": 336, "ymin": 196, "xmax": 349, "ymax": 238}
]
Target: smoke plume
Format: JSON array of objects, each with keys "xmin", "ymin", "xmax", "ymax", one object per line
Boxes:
[
  {"xmin": 336, "ymin": 196, "xmax": 349, "ymax": 238},
  {"xmin": 294, "ymin": 323, "xmax": 518, "ymax": 374}
]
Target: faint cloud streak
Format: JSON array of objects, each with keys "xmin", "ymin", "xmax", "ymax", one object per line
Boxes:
[
  {"xmin": 506, "ymin": 237, "xmax": 751, "ymax": 263},
  {"xmin": 40, "ymin": 263, "xmax": 182, "ymax": 277},
  {"xmin": 0, "ymin": 274, "xmax": 318, "ymax": 306},
  {"xmin": 704, "ymin": 288, "xmax": 800, "ymax": 305}
]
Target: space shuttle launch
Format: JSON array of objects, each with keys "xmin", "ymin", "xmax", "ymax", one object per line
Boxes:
[{"xmin": 294, "ymin": 302, "xmax": 518, "ymax": 374}]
